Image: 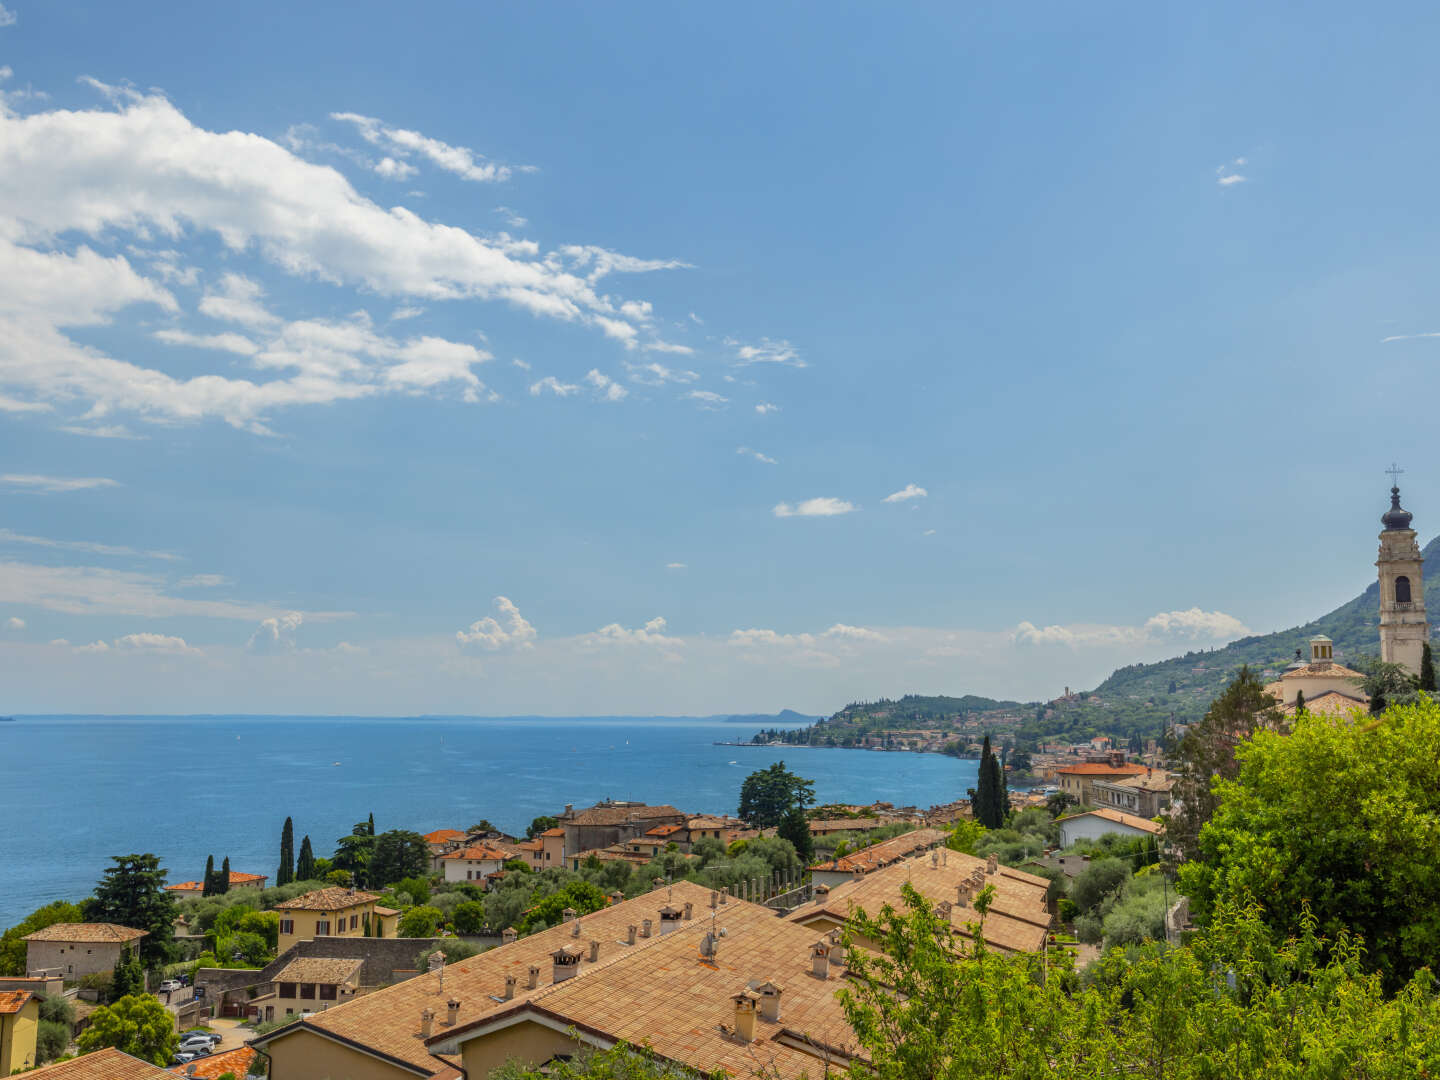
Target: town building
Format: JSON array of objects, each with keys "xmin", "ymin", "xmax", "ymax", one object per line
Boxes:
[
  {"xmin": 0, "ymin": 990, "xmax": 39, "ymax": 1075},
  {"xmin": 248, "ymin": 956, "xmax": 364, "ymax": 1024},
  {"xmin": 164, "ymin": 870, "xmax": 268, "ymax": 896},
  {"xmin": 807, "ymin": 827, "xmax": 949, "ymax": 889},
  {"xmin": 1054, "ymin": 761, "xmax": 1150, "ymax": 807},
  {"xmin": 1378, "ymin": 481, "xmax": 1429, "ymax": 676},
  {"xmin": 23, "ymin": 923, "xmax": 146, "ymax": 979},
  {"xmin": 273, "ymin": 888, "xmax": 400, "ymax": 953},
  {"xmin": 558, "ymin": 800, "xmax": 686, "ymax": 854},
  {"xmin": 1265, "ymin": 636, "xmax": 1368, "ymax": 711},
  {"xmin": 438, "ymin": 844, "xmax": 512, "ymax": 884},
  {"xmin": 1056, "ymin": 808, "xmax": 1164, "ymax": 848},
  {"xmin": 18, "ymin": 1046, "xmax": 173, "ymax": 1079},
  {"xmin": 1088, "ymin": 769, "xmax": 1174, "ymax": 818}
]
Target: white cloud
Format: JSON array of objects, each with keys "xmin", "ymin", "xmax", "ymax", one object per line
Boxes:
[
  {"xmin": 248, "ymin": 611, "xmax": 304, "ymax": 653},
  {"xmin": 728, "ymin": 337, "xmax": 805, "ymax": 368},
  {"xmin": 5, "ymin": 616, "xmax": 23, "ymax": 630},
  {"xmin": 641, "ymin": 341, "xmax": 694, "ymax": 355},
  {"xmin": 511, "ymin": 358, "xmax": 531, "ymax": 370},
  {"xmin": 198, "ymin": 274, "xmax": 280, "ymax": 329},
  {"xmin": 0, "ymin": 527, "xmax": 179, "ymax": 561},
  {"xmin": 882, "ymin": 483, "xmax": 928, "ymax": 503},
  {"xmin": 585, "ymin": 615, "xmax": 681, "ymax": 648},
  {"xmin": 754, "ymin": 401, "xmax": 779, "ymax": 415},
  {"xmin": 1217, "ymin": 174, "xmax": 1246, "ymax": 186},
  {"xmin": 176, "ymin": 573, "xmax": 229, "ymax": 588},
  {"xmin": 1381, "ymin": 331, "xmax": 1440, "ymax": 344},
  {"xmin": 495, "ymin": 206, "xmax": 528, "ymax": 228},
  {"xmin": 584, "ymin": 369, "xmax": 628, "ymax": 402},
  {"xmin": 923, "ymin": 528, "xmax": 936, "ymax": 536},
  {"xmin": 373, "ymin": 156, "xmax": 418, "ymax": 180},
  {"xmin": 390, "ymin": 306, "xmax": 425, "ymax": 321},
  {"xmin": 529, "ymin": 375, "xmax": 580, "ymax": 397},
  {"xmin": 556, "ymin": 245, "xmax": 692, "ymax": 285},
  {"xmin": 456, "ymin": 596, "xmax": 537, "ymax": 650},
  {"xmin": 773, "ymin": 497, "xmax": 857, "ymax": 518},
  {"xmin": 665, "ymin": 562, "xmax": 686, "ymax": 570},
  {"xmin": 332, "ymin": 112, "xmax": 518, "ymax": 183},
  {"xmin": 154, "ymin": 328, "xmax": 260, "ymax": 356},
  {"xmin": 1, "ymin": 474, "xmax": 118, "ymax": 493},
  {"xmin": 823, "ymin": 623, "xmax": 887, "ymax": 642},
  {"xmin": 0, "ymin": 394, "xmax": 51, "ymax": 413},
  {"xmin": 685, "ymin": 390, "xmax": 728, "ymax": 408},
  {"xmin": 1014, "ymin": 607, "xmax": 1249, "ymax": 648},
  {"xmin": 113, "ymin": 632, "xmax": 201, "ymax": 655},
  {"xmin": 59, "ymin": 425, "xmax": 143, "ymax": 440},
  {"xmin": 1216, "ymin": 158, "xmax": 1248, "ymax": 187},
  {"xmin": 0, "ymin": 5, "xmax": 15, "ymax": 27},
  {"xmin": 737, "ymin": 446, "xmax": 777, "ymax": 465},
  {"xmin": 626, "ymin": 361, "xmax": 697, "ymax": 385},
  {"xmin": 729, "ymin": 628, "xmax": 816, "ymax": 648}
]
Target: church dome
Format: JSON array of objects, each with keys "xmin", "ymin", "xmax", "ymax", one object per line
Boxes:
[{"xmin": 1382, "ymin": 486, "xmax": 1413, "ymax": 531}]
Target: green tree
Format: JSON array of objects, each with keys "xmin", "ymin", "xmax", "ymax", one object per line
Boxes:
[
  {"xmin": 969, "ymin": 735, "xmax": 1006, "ymax": 828},
  {"xmin": 414, "ymin": 938, "xmax": 477, "ymax": 968},
  {"xmin": 277, "ymin": 817, "xmax": 295, "ymax": 886},
  {"xmin": 35, "ymin": 1018, "xmax": 70, "ymax": 1064},
  {"xmin": 76, "ymin": 993, "xmax": 178, "ymax": 1066},
  {"xmin": 945, "ymin": 819, "xmax": 986, "ymax": 855},
  {"xmin": 331, "ymin": 832, "xmax": 376, "ymax": 886},
  {"xmin": 295, "ymin": 835, "xmax": 316, "ymax": 882},
  {"xmin": 1294, "ymin": 688, "xmax": 1305, "ymax": 712},
  {"xmin": 1181, "ymin": 698, "xmax": 1440, "ymax": 991},
  {"xmin": 1043, "ymin": 791, "xmax": 1076, "ymax": 819},
  {"xmin": 776, "ymin": 804, "xmax": 814, "ymax": 863},
  {"xmin": 469, "ymin": 819, "xmax": 498, "ymax": 834},
  {"xmin": 452, "ymin": 900, "xmax": 486, "ymax": 934},
  {"xmin": 527, "ymin": 815, "xmax": 560, "ymax": 838},
  {"xmin": 202, "ymin": 854, "xmax": 218, "ymax": 897},
  {"xmin": 1169, "ymin": 665, "xmax": 1284, "ymax": 857},
  {"xmin": 369, "ymin": 830, "xmax": 430, "ymax": 887},
  {"xmin": 396, "ymin": 905, "xmax": 443, "ymax": 938},
  {"xmin": 109, "ymin": 944, "xmax": 145, "ymax": 1001},
  {"xmin": 0, "ymin": 900, "xmax": 85, "ymax": 975},
  {"xmin": 491, "ymin": 1042, "xmax": 694, "ymax": 1080},
  {"xmin": 736, "ymin": 761, "xmax": 816, "ymax": 828},
  {"xmin": 366, "ymin": 812, "xmax": 376, "ymax": 836},
  {"xmin": 1423, "ymin": 642, "xmax": 1437, "ymax": 693},
  {"xmin": 518, "ymin": 881, "xmax": 607, "ymax": 933},
  {"xmin": 219, "ymin": 856, "xmax": 231, "ymax": 894},
  {"xmin": 86, "ymin": 854, "xmax": 177, "ymax": 968},
  {"xmin": 1359, "ymin": 658, "xmax": 1420, "ymax": 713}
]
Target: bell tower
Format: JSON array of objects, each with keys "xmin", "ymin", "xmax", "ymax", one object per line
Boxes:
[{"xmin": 1377, "ymin": 469, "xmax": 1428, "ymax": 677}]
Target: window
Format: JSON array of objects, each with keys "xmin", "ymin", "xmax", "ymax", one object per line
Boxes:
[
  {"xmin": 1397, "ymin": 576, "xmax": 1412, "ymax": 603},
  {"xmin": 319, "ymin": 984, "xmax": 338, "ymax": 1000},
  {"xmin": 278, "ymin": 982, "xmax": 297, "ymax": 998},
  {"xmin": 300, "ymin": 983, "xmax": 317, "ymax": 1000},
  {"xmin": 315, "ymin": 920, "xmax": 330, "ymax": 936},
  {"xmin": 279, "ymin": 919, "xmax": 294, "ymax": 935},
  {"xmin": 350, "ymin": 915, "xmax": 358, "ymax": 930}
]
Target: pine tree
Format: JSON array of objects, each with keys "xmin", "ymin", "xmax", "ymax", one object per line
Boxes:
[
  {"xmin": 296, "ymin": 835, "xmax": 315, "ymax": 882},
  {"xmin": 278, "ymin": 817, "xmax": 295, "ymax": 886},
  {"xmin": 218, "ymin": 856, "xmax": 231, "ymax": 894},
  {"xmin": 202, "ymin": 855, "xmax": 216, "ymax": 897},
  {"xmin": 778, "ymin": 804, "xmax": 814, "ymax": 863},
  {"xmin": 1422, "ymin": 643, "xmax": 1437, "ymax": 692},
  {"xmin": 1294, "ymin": 689, "xmax": 1305, "ymax": 713},
  {"xmin": 110, "ymin": 945, "xmax": 144, "ymax": 1001}
]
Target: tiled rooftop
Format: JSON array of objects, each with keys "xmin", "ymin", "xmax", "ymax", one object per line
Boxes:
[
  {"xmin": 440, "ymin": 845, "xmax": 512, "ymax": 862},
  {"xmin": 23, "ymin": 1047, "xmax": 172, "ymax": 1079},
  {"xmin": 793, "ymin": 850, "xmax": 1051, "ymax": 955},
  {"xmin": 807, "ymin": 817, "xmax": 885, "ymax": 833},
  {"xmin": 1279, "ymin": 661, "xmax": 1364, "ymax": 680},
  {"xmin": 273, "ymin": 887, "xmax": 381, "ymax": 911},
  {"xmin": 253, "ymin": 881, "xmax": 729, "ymax": 1077},
  {"xmin": 565, "ymin": 803, "xmax": 685, "ymax": 826},
  {"xmin": 424, "ymin": 829, "xmax": 467, "ymax": 844},
  {"xmin": 165, "ymin": 871, "xmax": 267, "ymax": 892},
  {"xmin": 809, "ymin": 827, "xmax": 948, "ymax": 874},
  {"xmin": 0, "ymin": 989, "xmax": 32, "ymax": 1014},
  {"xmin": 167, "ymin": 1046, "xmax": 257, "ymax": 1078},
  {"xmin": 1055, "ymin": 762, "xmax": 1150, "ymax": 776},
  {"xmin": 1056, "ymin": 808, "xmax": 1164, "ymax": 835},
  {"xmin": 23, "ymin": 922, "xmax": 146, "ymax": 943},
  {"xmin": 271, "ymin": 956, "xmax": 364, "ymax": 985}
]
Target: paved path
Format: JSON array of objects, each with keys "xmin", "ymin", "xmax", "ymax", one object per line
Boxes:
[{"xmin": 206, "ymin": 1017, "xmax": 253, "ymax": 1052}]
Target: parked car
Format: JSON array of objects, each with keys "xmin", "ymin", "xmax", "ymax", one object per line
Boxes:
[
  {"xmin": 177, "ymin": 972, "xmax": 192, "ymax": 986},
  {"xmin": 169, "ymin": 1051, "xmax": 197, "ymax": 1065},
  {"xmin": 158, "ymin": 979, "xmax": 182, "ymax": 993},
  {"xmin": 178, "ymin": 1033, "xmax": 219, "ymax": 1050}
]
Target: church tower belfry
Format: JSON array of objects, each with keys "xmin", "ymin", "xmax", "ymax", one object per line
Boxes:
[{"xmin": 1377, "ymin": 473, "xmax": 1428, "ymax": 677}]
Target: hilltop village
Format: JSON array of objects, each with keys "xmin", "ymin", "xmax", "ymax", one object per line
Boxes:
[{"xmin": 2, "ymin": 484, "xmax": 1438, "ymax": 1076}]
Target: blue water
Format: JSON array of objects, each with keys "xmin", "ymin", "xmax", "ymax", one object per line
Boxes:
[{"xmin": 0, "ymin": 716, "xmax": 977, "ymax": 929}]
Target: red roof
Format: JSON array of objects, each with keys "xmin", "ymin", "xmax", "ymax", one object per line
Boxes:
[
  {"xmin": 1055, "ymin": 762, "xmax": 1149, "ymax": 776},
  {"xmin": 441, "ymin": 845, "xmax": 511, "ymax": 862},
  {"xmin": 539, "ymin": 828, "xmax": 565, "ymax": 838},
  {"xmin": 168, "ymin": 1046, "xmax": 257, "ymax": 1078},
  {"xmin": 424, "ymin": 829, "xmax": 467, "ymax": 844},
  {"xmin": 0, "ymin": 990, "xmax": 33, "ymax": 1014}
]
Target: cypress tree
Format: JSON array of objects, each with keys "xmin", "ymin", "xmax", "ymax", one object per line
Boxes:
[
  {"xmin": 1422, "ymin": 643, "xmax": 1437, "ymax": 692},
  {"xmin": 367, "ymin": 812, "xmax": 375, "ymax": 837},
  {"xmin": 997, "ymin": 746, "xmax": 1010, "ymax": 823},
  {"xmin": 278, "ymin": 817, "xmax": 295, "ymax": 886},
  {"xmin": 219, "ymin": 856, "xmax": 231, "ymax": 894},
  {"xmin": 296, "ymin": 835, "xmax": 315, "ymax": 882},
  {"xmin": 1294, "ymin": 689, "xmax": 1306, "ymax": 713},
  {"xmin": 202, "ymin": 855, "xmax": 216, "ymax": 897},
  {"xmin": 971, "ymin": 735, "xmax": 1005, "ymax": 829}
]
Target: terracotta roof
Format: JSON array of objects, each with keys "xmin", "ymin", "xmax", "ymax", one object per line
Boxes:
[
  {"xmin": 424, "ymin": 829, "xmax": 468, "ymax": 844},
  {"xmin": 440, "ymin": 845, "xmax": 512, "ymax": 862},
  {"xmin": 165, "ymin": 871, "xmax": 267, "ymax": 893},
  {"xmin": 566, "ymin": 803, "xmax": 685, "ymax": 826},
  {"xmin": 168, "ymin": 1046, "xmax": 257, "ymax": 1078},
  {"xmin": 1102, "ymin": 772, "xmax": 1177, "ymax": 793},
  {"xmin": 645, "ymin": 824, "xmax": 684, "ymax": 837},
  {"xmin": 23, "ymin": 922, "xmax": 146, "ymax": 943},
  {"xmin": 572, "ymin": 844, "xmax": 653, "ymax": 865},
  {"xmin": 252, "ymin": 881, "xmax": 723, "ymax": 1078},
  {"xmin": 273, "ymin": 887, "xmax": 381, "ymax": 911},
  {"xmin": 1279, "ymin": 661, "xmax": 1364, "ymax": 680},
  {"xmin": 792, "ymin": 851, "xmax": 1051, "ymax": 955},
  {"xmin": 686, "ymin": 816, "xmax": 743, "ymax": 830},
  {"xmin": 374, "ymin": 905, "xmax": 400, "ymax": 916},
  {"xmin": 1055, "ymin": 762, "xmax": 1150, "ymax": 777},
  {"xmin": 807, "ymin": 818, "xmax": 884, "ymax": 833},
  {"xmin": 1056, "ymin": 808, "xmax": 1164, "ymax": 835},
  {"xmin": 512, "ymin": 838, "xmax": 543, "ymax": 852},
  {"xmin": 0, "ymin": 990, "xmax": 33, "ymax": 1014},
  {"xmin": 23, "ymin": 1047, "xmax": 172, "ymax": 1079},
  {"xmin": 1282, "ymin": 689, "xmax": 1369, "ymax": 716},
  {"xmin": 272, "ymin": 956, "xmax": 364, "ymax": 985},
  {"xmin": 432, "ymin": 901, "xmax": 863, "ymax": 1080},
  {"xmin": 810, "ymin": 828, "xmax": 948, "ymax": 874},
  {"xmin": 539, "ymin": 828, "xmax": 565, "ymax": 838}
]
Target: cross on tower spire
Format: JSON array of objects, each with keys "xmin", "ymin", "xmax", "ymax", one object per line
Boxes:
[{"xmin": 1387, "ymin": 462, "xmax": 1405, "ymax": 489}]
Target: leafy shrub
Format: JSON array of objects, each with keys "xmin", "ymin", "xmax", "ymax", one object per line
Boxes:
[
  {"xmin": 1069, "ymin": 858, "xmax": 1131, "ymax": 916},
  {"xmin": 452, "ymin": 901, "xmax": 486, "ymax": 935}
]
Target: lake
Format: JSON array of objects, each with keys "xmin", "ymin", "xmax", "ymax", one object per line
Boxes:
[{"xmin": 0, "ymin": 715, "xmax": 978, "ymax": 928}]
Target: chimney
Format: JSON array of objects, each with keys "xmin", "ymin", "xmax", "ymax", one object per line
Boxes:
[
  {"xmin": 503, "ymin": 976, "xmax": 516, "ymax": 1001},
  {"xmin": 608, "ymin": 891, "xmax": 623, "ymax": 906},
  {"xmin": 502, "ymin": 928, "xmax": 518, "ymax": 945},
  {"xmin": 811, "ymin": 940, "xmax": 830, "ymax": 979},
  {"xmin": 732, "ymin": 991, "xmax": 759, "ymax": 1042},
  {"xmin": 930, "ymin": 851, "xmax": 939, "ymax": 869},
  {"xmin": 564, "ymin": 804, "xmax": 573, "ymax": 816},
  {"xmin": 552, "ymin": 946, "xmax": 582, "ymax": 983},
  {"xmin": 653, "ymin": 877, "xmax": 665, "ymax": 890},
  {"xmin": 941, "ymin": 849, "xmax": 949, "ymax": 866},
  {"xmin": 826, "ymin": 930, "xmax": 845, "ymax": 965},
  {"xmin": 700, "ymin": 932, "xmax": 719, "ymax": 959},
  {"xmin": 527, "ymin": 965, "xmax": 540, "ymax": 990},
  {"xmin": 813, "ymin": 883, "xmax": 830, "ymax": 902},
  {"xmin": 956, "ymin": 883, "xmax": 971, "ymax": 908},
  {"xmin": 446, "ymin": 999, "xmax": 460, "ymax": 1026},
  {"xmin": 626, "ymin": 924, "xmax": 638, "ymax": 945},
  {"xmin": 659, "ymin": 905, "xmax": 683, "ymax": 934},
  {"xmin": 420, "ymin": 1008, "xmax": 435, "ymax": 1038},
  {"xmin": 709, "ymin": 890, "xmax": 719, "ymax": 909},
  {"xmin": 937, "ymin": 900, "xmax": 953, "ymax": 921},
  {"xmin": 986, "ymin": 853, "xmax": 998, "ymax": 875},
  {"xmin": 755, "ymin": 980, "xmax": 783, "ymax": 1022},
  {"xmin": 641, "ymin": 918, "xmax": 652, "ymax": 938},
  {"xmin": 571, "ymin": 918, "xmax": 582, "ymax": 938},
  {"xmin": 588, "ymin": 940, "xmax": 601, "ymax": 963},
  {"xmin": 562, "ymin": 907, "xmax": 578, "ymax": 924},
  {"xmin": 684, "ymin": 901, "xmax": 693, "ymax": 920}
]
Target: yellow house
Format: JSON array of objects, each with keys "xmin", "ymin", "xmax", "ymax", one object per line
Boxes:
[
  {"xmin": 273, "ymin": 888, "xmax": 399, "ymax": 953},
  {"xmin": 0, "ymin": 990, "xmax": 39, "ymax": 1075}
]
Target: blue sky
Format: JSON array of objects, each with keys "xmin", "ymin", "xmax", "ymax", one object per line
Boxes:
[{"xmin": 2, "ymin": 2, "xmax": 1438, "ymax": 714}]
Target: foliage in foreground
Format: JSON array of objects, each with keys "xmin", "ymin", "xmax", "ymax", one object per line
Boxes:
[
  {"xmin": 492, "ymin": 1041, "xmax": 702, "ymax": 1080},
  {"xmin": 837, "ymin": 883, "xmax": 1440, "ymax": 1080},
  {"xmin": 76, "ymin": 993, "xmax": 179, "ymax": 1066}
]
